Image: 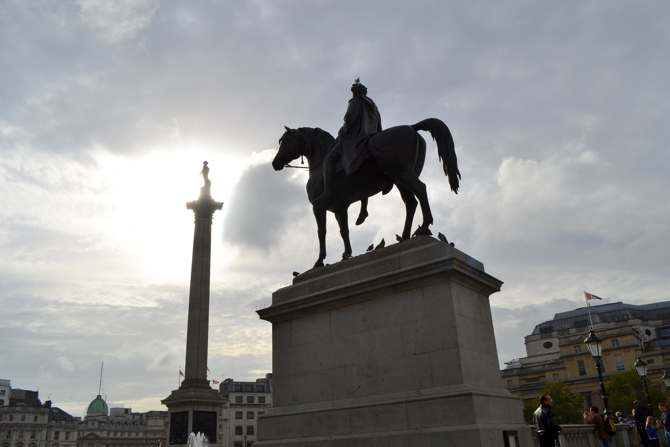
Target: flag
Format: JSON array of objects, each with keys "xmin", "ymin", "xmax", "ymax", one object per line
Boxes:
[
  {"xmin": 179, "ymin": 370, "xmax": 184, "ymax": 377},
  {"xmin": 212, "ymin": 380, "xmax": 219, "ymax": 385},
  {"xmin": 584, "ymin": 292, "xmax": 603, "ymax": 301}
]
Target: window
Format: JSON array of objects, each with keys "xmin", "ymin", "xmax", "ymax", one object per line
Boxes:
[
  {"xmin": 574, "ymin": 346, "xmax": 582, "ymax": 354},
  {"xmin": 234, "ymin": 385, "xmax": 242, "ymax": 392},
  {"xmin": 247, "ymin": 426, "xmax": 254, "ymax": 435},
  {"xmin": 577, "ymin": 360, "xmax": 587, "ymax": 376},
  {"xmin": 65, "ymin": 433, "xmax": 70, "ymax": 441},
  {"xmin": 54, "ymin": 432, "xmax": 59, "ymax": 441},
  {"xmin": 256, "ymin": 385, "xmax": 264, "ymax": 392},
  {"xmin": 585, "ymin": 395, "xmax": 593, "ymax": 407},
  {"xmin": 235, "ymin": 412, "xmax": 243, "ymax": 420},
  {"xmin": 247, "ymin": 396, "xmax": 254, "ymax": 404},
  {"xmin": 21, "ymin": 415, "xmax": 26, "ymax": 421},
  {"xmin": 258, "ymin": 396, "xmax": 265, "ymax": 404},
  {"xmin": 30, "ymin": 432, "xmax": 36, "ymax": 440},
  {"xmin": 235, "ymin": 426, "xmax": 242, "ymax": 436},
  {"xmin": 648, "ymin": 359, "xmax": 655, "ymax": 364},
  {"xmin": 244, "ymin": 385, "xmax": 253, "ymax": 392},
  {"xmin": 614, "ymin": 315, "xmax": 628, "ymax": 322},
  {"xmin": 615, "ymin": 354, "xmax": 625, "ymax": 371},
  {"xmin": 19, "ymin": 432, "xmax": 25, "ymax": 439},
  {"xmin": 543, "ymin": 342, "xmax": 553, "ymax": 349},
  {"xmin": 33, "ymin": 417, "xmax": 37, "ymax": 422},
  {"xmin": 553, "ymin": 373, "xmax": 559, "ymax": 382},
  {"xmin": 540, "ymin": 326, "xmax": 553, "ymax": 334},
  {"xmin": 0, "ymin": 400, "xmax": 3, "ymax": 406},
  {"xmin": 7, "ymin": 430, "xmax": 12, "ymax": 439},
  {"xmin": 235, "ymin": 396, "xmax": 243, "ymax": 403},
  {"xmin": 0, "ymin": 390, "xmax": 5, "ymax": 395},
  {"xmin": 9, "ymin": 416, "xmax": 13, "ymax": 421},
  {"xmin": 247, "ymin": 412, "xmax": 254, "ymax": 419},
  {"xmin": 247, "ymin": 442, "xmax": 253, "ymax": 447},
  {"xmin": 611, "ymin": 339, "xmax": 620, "ymax": 347},
  {"xmin": 234, "ymin": 442, "xmax": 243, "ymax": 447},
  {"xmin": 506, "ymin": 380, "xmax": 513, "ymax": 387}
]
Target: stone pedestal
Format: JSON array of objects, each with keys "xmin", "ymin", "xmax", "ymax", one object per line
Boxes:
[
  {"xmin": 162, "ymin": 185, "xmax": 226, "ymax": 446},
  {"xmin": 256, "ymin": 237, "xmax": 532, "ymax": 447}
]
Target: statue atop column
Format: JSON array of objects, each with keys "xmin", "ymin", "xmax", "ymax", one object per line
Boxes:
[{"xmin": 199, "ymin": 161, "xmax": 211, "ymax": 187}]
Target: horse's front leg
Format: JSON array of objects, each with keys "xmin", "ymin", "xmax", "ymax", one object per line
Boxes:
[
  {"xmin": 334, "ymin": 207, "xmax": 352, "ymax": 259},
  {"xmin": 312, "ymin": 205, "xmax": 327, "ymax": 268}
]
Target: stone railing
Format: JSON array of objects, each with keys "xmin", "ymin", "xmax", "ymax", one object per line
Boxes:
[{"xmin": 529, "ymin": 424, "xmax": 669, "ymax": 447}]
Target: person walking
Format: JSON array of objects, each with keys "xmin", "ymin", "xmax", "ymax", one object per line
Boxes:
[
  {"xmin": 635, "ymin": 400, "xmax": 652, "ymax": 447},
  {"xmin": 534, "ymin": 394, "xmax": 563, "ymax": 447},
  {"xmin": 646, "ymin": 416, "xmax": 660, "ymax": 447},
  {"xmin": 584, "ymin": 406, "xmax": 612, "ymax": 447},
  {"xmin": 659, "ymin": 403, "xmax": 670, "ymax": 447},
  {"xmin": 617, "ymin": 411, "xmax": 640, "ymax": 447}
]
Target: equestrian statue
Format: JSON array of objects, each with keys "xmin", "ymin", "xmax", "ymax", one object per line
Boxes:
[{"xmin": 272, "ymin": 79, "xmax": 460, "ymax": 268}]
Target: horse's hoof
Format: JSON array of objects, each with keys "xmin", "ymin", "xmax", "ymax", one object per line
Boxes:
[
  {"xmin": 342, "ymin": 252, "xmax": 352, "ymax": 260},
  {"xmin": 412, "ymin": 226, "xmax": 433, "ymax": 237},
  {"xmin": 355, "ymin": 210, "xmax": 368, "ymax": 226},
  {"xmin": 313, "ymin": 260, "xmax": 325, "ymax": 268}
]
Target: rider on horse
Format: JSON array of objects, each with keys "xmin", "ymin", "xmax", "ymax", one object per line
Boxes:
[{"xmin": 314, "ymin": 79, "xmax": 383, "ymax": 205}]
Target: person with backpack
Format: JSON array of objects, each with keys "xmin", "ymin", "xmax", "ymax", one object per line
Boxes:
[
  {"xmin": 646, "ymin": 416, "xmax": 660, "ymax": 447},
  {"xmin": 585, "ymin": 406, "xmax": 613, "ymax": 447}
]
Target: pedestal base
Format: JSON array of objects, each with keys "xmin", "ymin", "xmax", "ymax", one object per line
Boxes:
[
  {"xmin": 256, "ymin": 237, "xmax": 532, "ymax": 447},
  {"xmin": 162, "ymin": 386, "xmax": 227, "ymax": 447}
]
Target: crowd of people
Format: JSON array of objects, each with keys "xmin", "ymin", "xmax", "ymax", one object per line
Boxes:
[{"xmin": 533, "ymin": 395, "xmax": 670, "ymax": 447}]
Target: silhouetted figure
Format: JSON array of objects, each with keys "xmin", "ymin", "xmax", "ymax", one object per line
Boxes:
[
  {"xmin": 395, "ymin": 234, "xmax": 403, "ymax": 243},
  {"xmin": 366, "ymin": 244, "xmax": 374, "ymax": 252},
  {"xmin": 438, "ymin": 232, "xmax": 448, "ymax": 244},
  {"xmin": 200, "ymin": 161, "xmax": 211, "ymax": 187},
  {"xmin": 374, "ymin": 238, "xmax": 385, "ymax": 250},
  {"xmin": 292, "ymin": 271, "xmax": 300, "ymax": 277}
]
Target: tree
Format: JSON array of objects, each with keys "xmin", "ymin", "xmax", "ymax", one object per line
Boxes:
[
  {"xmin": 523, "ymin": 382, "xmax": 585, "ymax": 424},
  {"xmin": 605, "ymin": 368, "xmax": 667, "ymax": 416}
]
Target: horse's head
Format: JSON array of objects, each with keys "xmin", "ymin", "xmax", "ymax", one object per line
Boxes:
[{"xmin": 272, "ymin": 126, "xmax": 306, "ymax": 171}]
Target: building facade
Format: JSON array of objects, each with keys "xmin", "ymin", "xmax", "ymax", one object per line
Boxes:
[
  {"xmin": 77, "ymin": 396, "xmax": 167, "ymax": 447},
  {"xmin": 0, "ymin": 381, "xmax": 9, "ymax": 407},
  {"xmin": 0, "ymin": 396, "xmax": 80, "ymax": 447},
  {"xmin": 218, "ymin": 375, "xmax": 272, "ymax": 447},
  {"xmin": 501, "ymin": 301, "xmax": 670, "ymax": 408}
]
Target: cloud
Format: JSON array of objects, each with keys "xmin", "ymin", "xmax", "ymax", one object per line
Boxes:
[{"xmin": 78, "ymin": 0, "xmax": 159, "ymax": 43}]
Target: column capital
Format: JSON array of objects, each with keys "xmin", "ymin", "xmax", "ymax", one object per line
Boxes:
[{"xmin": 186, "ymin": 186, "xmax": 223, "ymax": 218}]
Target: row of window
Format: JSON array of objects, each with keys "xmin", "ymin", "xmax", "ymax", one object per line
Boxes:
[
  {"xmin": 234, "ymin": 396, "xmax": 265, "ymax": 404},
  {"xmin": 0, "ymin": 416, "xmax": 39, "ymax": 422},
  {"xmin": 234, "ymin": 412, "xmax": 254, "ymax": 420},
  {"xmin": 1, "ymin": 431, "xmax": 70, "ymax": 441},
  {"xmin": 234, "ymin": 426, "xmax": 254, "ymax": 436},
  {"xmin": 233, "ymin": 384, "xmax": 265, "ymax": 393}
]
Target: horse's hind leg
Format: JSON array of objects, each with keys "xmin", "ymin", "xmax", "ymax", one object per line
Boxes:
[
  {"xmin": 334, "ymin": 208, "xmax": 353, "ymax": 259},
  {"xmin": 389, "ymin": 171, "xmax": 433, "ymax": 235},
  {"xmin": 312, "ymin": 205, "xmax": 327, "ymax": 267},
  {"xmin": 396, "ymin": 184, "xmax": 418, "ymax": 240}
]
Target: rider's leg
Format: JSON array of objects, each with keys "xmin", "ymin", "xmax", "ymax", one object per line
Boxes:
[{"xmin": 314, "ymin": 152, "xmax": 337, "ymax": 204}]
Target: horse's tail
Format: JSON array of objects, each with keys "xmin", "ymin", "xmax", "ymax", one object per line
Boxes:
[{"xmin": 412, "ymin": 118, "xmax": 460, "ymax": 193}]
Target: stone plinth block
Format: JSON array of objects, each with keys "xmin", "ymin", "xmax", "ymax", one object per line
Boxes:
[
  {"xmin": 162, "ymin": 386, "xmax": 227, "ymax": 446},
  {"xmin": 256, "ymin": 237, "xmax": 532, "ymax": 447}
]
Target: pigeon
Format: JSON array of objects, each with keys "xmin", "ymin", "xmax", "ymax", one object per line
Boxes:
[
  {"xmin": 395, "ymin": 234, "xmax": 403, "ymax": 243},
  {"xmin": 366, "ymin": 244, "xmax": 374, "ymax": 252},
  {"xmin": 438, "ymin": 232, "xmax": 448, "ymax": 244},
  {"xmin": 374, "ymin": 238, "xmax": 386, "ymax": 250},
  {"xmin": 292, "ymin": 271, "xmax": 300, "ymax": 277}
]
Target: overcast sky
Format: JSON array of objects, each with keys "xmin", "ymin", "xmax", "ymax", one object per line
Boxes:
[{"xmin": 1, "ymin": 0, "xmax": 669, "ymax": 417}]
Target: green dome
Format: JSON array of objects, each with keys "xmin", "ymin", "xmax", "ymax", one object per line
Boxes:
[{"xmin": 87, "ymin": 395, "xmax": 108, "ymax": 414}]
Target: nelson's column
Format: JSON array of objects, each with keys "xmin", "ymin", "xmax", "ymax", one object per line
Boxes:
[{"xmin": 162, "ymin": 162, "xmax": 227, "ymax": 447}]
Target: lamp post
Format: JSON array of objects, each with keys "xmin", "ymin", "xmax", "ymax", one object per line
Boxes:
[
  {"xmin": 584, "ymin": 330, "xmax": 610, "ymax": 414},
  {"xmin": 634, "ymin": 355, "xmax": 654, "ymax": 417},
  {"xmin": 662, "ymin": 370, "xmax": 670, "ymax": 389}
]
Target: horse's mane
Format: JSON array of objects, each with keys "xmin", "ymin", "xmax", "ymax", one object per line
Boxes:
[{"xmin": 298, "ymin": 127, "xmax": 335, "ymax": 156}]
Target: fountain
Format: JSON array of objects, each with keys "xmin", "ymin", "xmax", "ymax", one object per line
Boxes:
[{"xmin": 187, "ymin": 433, "xmax": 208, "ymax": 447}]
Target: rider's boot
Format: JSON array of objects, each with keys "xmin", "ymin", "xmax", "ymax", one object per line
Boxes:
[
  {"xmin": 313, "ymin": 159, "xmax": 334, "ymax": 205},
  {"xmin": 355, "ymin": 198, "xmax": 368, "ymax": 225}
]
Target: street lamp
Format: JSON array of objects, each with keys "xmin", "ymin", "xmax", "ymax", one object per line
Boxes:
[
  {"xmin": 584, "ymin": 330, "xmax": 610, "ymax": 414},
  {"xmin": 634, "ymin": 355, "xmax": 654, "ymax": 417},
  {"xmin": 662, "ymin": 370, "xmax": 670, "ymax": 389}
]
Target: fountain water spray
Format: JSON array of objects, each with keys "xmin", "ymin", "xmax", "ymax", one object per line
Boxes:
[{"xmin": 187, "ymin": 433, "xmax": 208, "ymax": 447}]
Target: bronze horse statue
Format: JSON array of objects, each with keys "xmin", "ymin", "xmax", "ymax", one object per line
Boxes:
[{"xmin": 272, "ymin": 118, "xmax": 460, "ymax": 268}]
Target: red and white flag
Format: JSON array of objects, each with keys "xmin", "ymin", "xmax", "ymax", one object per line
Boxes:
[
  {"xmin": 584, "ymin": 292, "xmax": 603, "ymax": 301},
  {"xmin": 179, "ymin": 370, "xmax": 185, "ymax": 377},
  {"xmin": 212, "ymin": 380, "xmax": 219, "ymax": 385}
]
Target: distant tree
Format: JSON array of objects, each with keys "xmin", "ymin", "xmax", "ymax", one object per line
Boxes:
[
  {"xmin": 523, "ymin": 382, "xmax": 585, "ymax": 425},
  {"xmin": 605, "ymin": 368, "xmax": 667, "ymax": 416}
]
